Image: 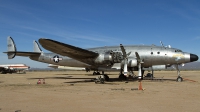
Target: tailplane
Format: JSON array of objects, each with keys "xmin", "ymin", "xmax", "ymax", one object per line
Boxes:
[{"xmin": 4, "ymin": 37, "xmax": 41, "ymax": 59}]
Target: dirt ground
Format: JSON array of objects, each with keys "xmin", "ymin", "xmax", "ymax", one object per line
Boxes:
[{"xmin": 0, "ymin": 71, "xmax": 199, "ymax": 112}]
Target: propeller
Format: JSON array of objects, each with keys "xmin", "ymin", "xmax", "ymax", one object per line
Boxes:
[
  {"xmin": 120, "ymin": 44, "xmax": 144, "ymax": 79},
  {"xmin": 135, "ymin": 52, "xmax": 144, "ymax": 79},
  {"xmin": 120, "ymin": 44, "xmax": 131, "ymax": 76}
]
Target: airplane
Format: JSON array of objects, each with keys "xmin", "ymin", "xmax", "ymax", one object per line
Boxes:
[
  {"xmin": 4, "ymin": 36, "xmax": 199, "ymax": 82},
  {"xmin": 0, "ymin": 64, "xmax": 30, "ymax": 74}
]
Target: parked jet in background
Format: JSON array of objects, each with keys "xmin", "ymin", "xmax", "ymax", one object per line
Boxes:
[
  {"xmin": 0, "ymin": 64, "xmax": 30, "ymax": 74},
  {"xmin": 4, "ymin": 36, "xmax": 198, "ymax": 82}
]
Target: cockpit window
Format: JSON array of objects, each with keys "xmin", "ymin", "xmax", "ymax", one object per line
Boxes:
[{"xmin": 175, "ymin": 49, "xmax": 182, "ymax": 52}]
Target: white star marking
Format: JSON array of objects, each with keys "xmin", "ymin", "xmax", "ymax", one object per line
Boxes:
[{"xmin": 54, "ymin": 56, "xmax": 59, "ymax": 63}]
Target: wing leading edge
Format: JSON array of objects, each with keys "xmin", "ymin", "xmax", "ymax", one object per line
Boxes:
[{"xmin": 39, "ymin": 38, "xmax": 99, "ymax": 60}]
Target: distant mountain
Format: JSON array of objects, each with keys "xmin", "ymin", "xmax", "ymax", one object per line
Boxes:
[{"xmin": 168, "ymin": 61, "xmax": 200, "ymax": 70}]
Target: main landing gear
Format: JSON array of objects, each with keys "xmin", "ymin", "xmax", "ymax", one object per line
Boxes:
[
  {"xmin": 93, "ymin": 71, "xmax": 101, "ymax": 75},
  {"xmin": 93, "ymin": 71, "xmax": 110, "ymax": 83},
  {"xmin": 118, "ymin": 69, "xmax": 144, "ymax": 81},
  {"xmin": 118, "ymin": 69, "xmax": 127, "ymax": 81}
]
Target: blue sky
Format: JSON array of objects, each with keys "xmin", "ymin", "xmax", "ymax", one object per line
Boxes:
[{"xmin": 0, "ymin": 0, "xmax": 200, "ymax": 68}]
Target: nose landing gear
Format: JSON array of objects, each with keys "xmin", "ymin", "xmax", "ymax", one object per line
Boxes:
[{"xmin": 175, "ymin": 64, "xmax": 183, "ymax": 82}]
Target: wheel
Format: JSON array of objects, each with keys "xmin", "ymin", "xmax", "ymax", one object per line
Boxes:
[
  {"xmin": 104, "ymin": 74, "xmax": 109, "ymax": 81},
  {"xmin": 93, "ymin": 72, "xmax": 97, "ymax": 75},
  {"xmin": 177, "ymin": 77, "xmax": 183, "ymax": 82},
  {"xmin": 146, "ymin": 73, "xmax": 151, "ymax": 77},
  {"xmin": 118, "ymin": 74, "xmax": 127, "ymax": 81},
  {"xmin": 97, "ymin": 72, "xmax": 100, "ymax": 75},
  {"xmin": 100, "ymin": 78, "xmax": 105, "ymax": 84},
  {"xmin": 146, "ymin": 73, "xmax": 153, "ymax": 80}
]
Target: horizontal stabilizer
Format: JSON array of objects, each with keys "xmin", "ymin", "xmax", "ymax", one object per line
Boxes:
[{"xmin": 4, "ymin": 51, "xmax": 41, "ymax": 57}]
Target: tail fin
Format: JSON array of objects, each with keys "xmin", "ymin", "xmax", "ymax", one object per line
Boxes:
[
  {"xmin": 33, "ymin": 40, "xmax": 42, "ymax": 52},
  {"xmin": 7, "ymin": 36, "xmax": 16, "ymax": 59}
]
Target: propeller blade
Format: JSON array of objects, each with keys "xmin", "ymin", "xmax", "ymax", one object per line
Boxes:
[
  {"xmin": 138, "ymin": 63, "xmax": 142, "ymax": 79},
  {"xmin": 127, "ymin": 52, "xmax": 131, "ymax": 56},
  {"xmin": 135, "ymin": 52, "xmax": 144, "ymax": 63},
  {"xmin": 135, "ymin": 52, "xmax": 143, "ymax": 79},
  {"xmin": 135, "ymin": 52, "xmax": 140, "ymax": 61},
  {"xmin": 124, "ymin": 61, "xmax": 128, "ymax": 76},
  {"xmin": 120, "ymin": 44, "xmax": 131, "ymax": 76},
  {"xmin": 120, "ymin": 44, "xmax": 127, "ymax": 58}
]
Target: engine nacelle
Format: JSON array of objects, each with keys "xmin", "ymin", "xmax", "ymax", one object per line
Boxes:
[
  {"xmin": 128, "ymin": 59, "xmax": 138, "ymax": 67},
  {"xmin": 94, "ymin": 51, "xmax": 123, "ymax": 64},
  {"xmin": 120, "ymin": 58, "xmax": 138, "ymax": 67}
]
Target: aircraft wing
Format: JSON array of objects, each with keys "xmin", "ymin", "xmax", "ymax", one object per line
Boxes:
[{"xmin": 39, "ymin": 38, "xmax": 99, "ymax": 59}]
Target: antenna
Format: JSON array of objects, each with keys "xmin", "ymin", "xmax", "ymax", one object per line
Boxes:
[{"xmin": 160, "ymin": 41, "xmax": 164, "ymax": 47}]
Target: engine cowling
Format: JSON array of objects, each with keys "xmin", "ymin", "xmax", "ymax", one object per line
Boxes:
[
  {"xmin": 94, "ymin": 51, "xmax": 123, "ymax": 64},
  {"xmin": 120, "ymin": 58, "xmax": 138, "ymax": 67},
  {"xmin": 128, "ymin": 59, "xmax": 138, "ymax": 67}
]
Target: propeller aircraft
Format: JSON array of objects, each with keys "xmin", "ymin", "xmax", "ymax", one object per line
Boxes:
[{"xmin": 4, "ymin": 36, "xmax": 198, "ymax": 82}]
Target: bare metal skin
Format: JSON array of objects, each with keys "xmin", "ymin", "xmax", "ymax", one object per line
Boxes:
[{"xmin": 4, "ymin": 37, "xmax": 198, "ymax": 82}]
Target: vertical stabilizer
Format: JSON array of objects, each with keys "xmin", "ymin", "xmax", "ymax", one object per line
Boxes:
[
  {"xmin": 33, "ymin": 40, "xmax": 42, "ymax": 52},
  {"xmin": 7, "ymin": 36, "xmax": 16, "ymax": 59}
]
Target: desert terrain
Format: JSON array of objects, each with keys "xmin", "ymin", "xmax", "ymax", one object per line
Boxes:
[{"xmin": 0, "ymin": 70, "xmax": 199, "ymax": 112}]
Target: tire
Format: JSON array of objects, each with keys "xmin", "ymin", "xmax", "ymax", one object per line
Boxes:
[
  {"xmin": 104, "ymin": 74, "xmax": 109, "ymax": 81},
  {"xmin": 177, "ymin": 77, "xmax": 183, "ymax": 82}
]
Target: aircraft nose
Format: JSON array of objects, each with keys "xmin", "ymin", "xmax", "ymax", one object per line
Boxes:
[{"xmin": 190, "ymin": 54, "xmax": 199, "ymax": 62}]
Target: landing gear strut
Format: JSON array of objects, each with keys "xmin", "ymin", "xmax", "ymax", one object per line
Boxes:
[
  {"xmin": 175, "ymin": 64, "xmax": 183, "ymax": 82},
  {"xmin": 118, "ymin": 68, "xmax": 127, "ymax": 81}
]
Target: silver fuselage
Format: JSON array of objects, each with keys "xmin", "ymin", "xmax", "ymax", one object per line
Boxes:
[{"xmin": 29, "ymin": 45, "xmax": 191, "ymax": 70}]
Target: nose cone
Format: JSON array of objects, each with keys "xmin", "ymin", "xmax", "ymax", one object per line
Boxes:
[{"xmin": 190, "ymin": 54, "xmax": 199, "ymax": 62}]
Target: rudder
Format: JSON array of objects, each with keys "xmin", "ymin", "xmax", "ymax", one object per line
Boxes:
[
  {"xmin": 33, "ymin": 40, "xmax": 42, "ymax": 52},
  {"xmin": 7, "ymin": 36, "xmax": 16, "ymax": 59}
]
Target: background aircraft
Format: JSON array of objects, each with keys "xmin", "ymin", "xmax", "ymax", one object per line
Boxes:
[
  {"xmin": 4, "ymin": 36, "xmax": 198, "ymax": 82},
  {"xmin": 0, "ymin": 64, "xmax": 30, "ymax": 74}
]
